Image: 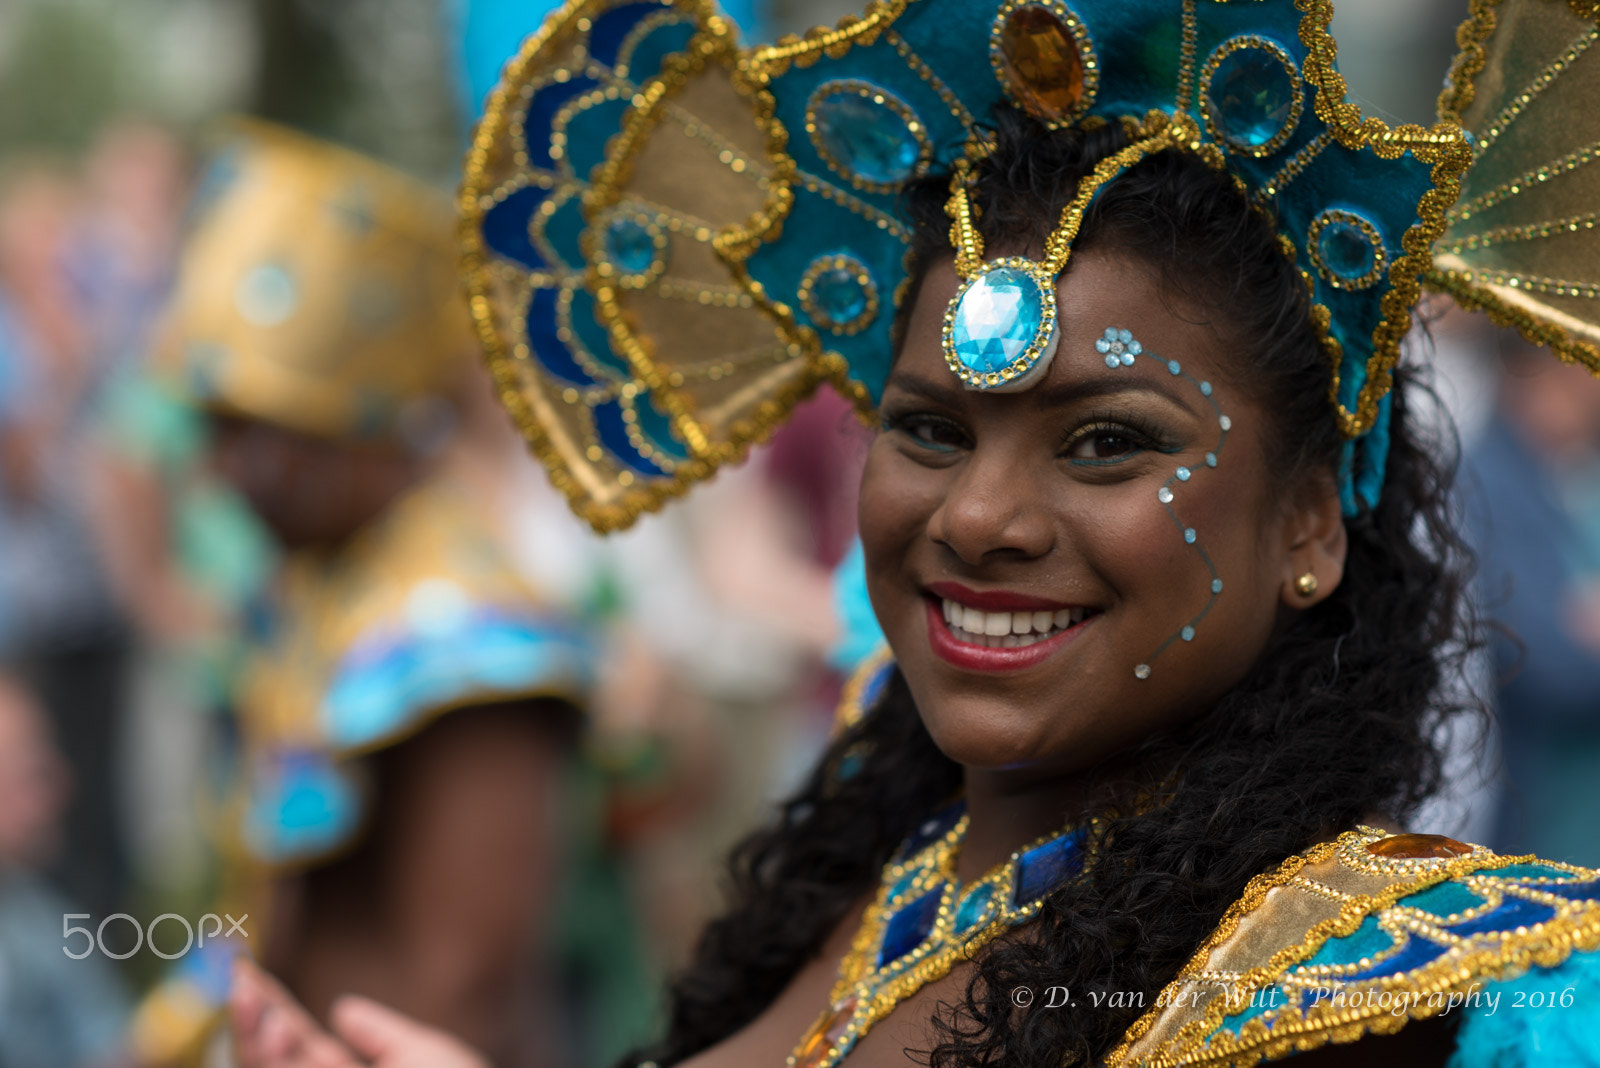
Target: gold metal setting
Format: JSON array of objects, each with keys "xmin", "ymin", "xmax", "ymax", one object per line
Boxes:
[
  {"xmin": 1198, "ymin": 35, "xmax": 1305, "ymax": 159},
  {"xmin": 1307, "ymin": 209, "xmax": 1388, "ymax": 292},
  {"xmin": 988, "ymin": 0, "xmax": 1101, "ymax": 129}
]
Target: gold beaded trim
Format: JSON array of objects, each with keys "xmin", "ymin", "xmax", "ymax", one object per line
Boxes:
[
  {"xmin": 1198, "ymin": 35, "xmax": 1305, "ymax": 159},
  {"xmin": 988, "ymin": 0, "xmax": 1101, "ymax": 130},
  {"xmin": 1447, "ymin": 136, "xmax": 1600, "ymax": 225},
  {"xmin": 1176, "ymin": 0, "xmax": 1199, "ymax": 114},
  {"xmin": 1435, "ymin": 207, "xmax": 1600, "ymax": 252},
  {"xmin": 1294, "ymin": 0, "xmax": 1473, "ymax": 439},
  {"xmin": 882, "ymin": 29, "xmax": 975, "ymax": 128},
  {"xmin": 1472, "ymin": 22, "xmax": 1599, "ymax": 157},
  {"xmin": 804, "ymin": 78, "xmax": 931, "ymax": 194},
  {"xmin": 1256, "ymin": 130, "xmax": 1333, "ymax": 200},
  {"xmin": 1307, "ymin": 208, "xmax": 1388, "ymax": 292},
  {"xmin": 799, "ymin": 252, "xmax": 881, "ymax": 335},
  {"xmin": 1427, "ymin": 265, "xmax": 1600, "ymax": 376}
]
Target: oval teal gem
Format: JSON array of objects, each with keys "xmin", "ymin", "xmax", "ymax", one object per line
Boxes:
[
  {"xmin": 814, "ymin": 266, "xmax": 869, "ymax": 326},
  {"xmin": 951, "ymin": 267, "xmax": 1047, "ymax": 374},
  {"xmin": 953, "ymin": 883, "xmax": 995, "ymax": 933},
  {"xmin": 1208, "ymin": 47, "xmax": 1295, "ymax": 149},
  {"xmin": 604, "ymin": 216, "xmax": 658, "ymax": 275},
  {"xmin": 812, "ymin": 89, "xmax": 921, "ymax": 186},
  {"xmin": 1319, "ymin": 218, "xmax": 1378, "ymax": 280}
]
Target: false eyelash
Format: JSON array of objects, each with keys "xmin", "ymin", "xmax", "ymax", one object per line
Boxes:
[{"xmin": 1060, "ymin": 406, "xmax": 1176, "ymax": 455}]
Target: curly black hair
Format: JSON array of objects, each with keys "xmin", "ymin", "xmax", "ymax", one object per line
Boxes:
[{"xmin": 625, "ymin": 107, "xmax": 1483, "ymax": 1067}]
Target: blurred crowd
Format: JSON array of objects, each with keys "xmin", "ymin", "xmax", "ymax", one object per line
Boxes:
[{"xmin": 0, "ymin": 1, "xmax": 1596, "ymax": 1067}]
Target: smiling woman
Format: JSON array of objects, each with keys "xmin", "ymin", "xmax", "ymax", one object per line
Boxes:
[{"xmin": 230, "ymin": 1, "xmax": 1600, "ymax": 1067}]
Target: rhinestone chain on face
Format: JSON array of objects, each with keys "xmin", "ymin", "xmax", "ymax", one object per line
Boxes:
[{"xmin": 1095, "ymin": 328, "xmax": 1229, "ymax": 680}]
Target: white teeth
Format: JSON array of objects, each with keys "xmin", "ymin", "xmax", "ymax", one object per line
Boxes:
[{"xmin": 939, "ymin": 597, "xmax": 1097, "ymax": 647}]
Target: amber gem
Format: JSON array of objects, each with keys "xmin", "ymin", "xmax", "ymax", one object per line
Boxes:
[
  {"xmin": 998, "ymin": 5, "xmax": 1086, "ymax": 122},
  {"xmin": 792, "ymin": 996, "xmax": 859, "ymax": 1068},
  {"xmin": 1366, "ymin": 833, "xmax": 1472, "ymax": 860}
]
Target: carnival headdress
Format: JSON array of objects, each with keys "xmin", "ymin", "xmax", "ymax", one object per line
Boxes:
[
  {"xmin": 461, "ymin": 0, "xmax": 1600, "ymax": 531},
  {"xmin": 164, "ymin": 120, "xmax": 472, "ymax": 440}
]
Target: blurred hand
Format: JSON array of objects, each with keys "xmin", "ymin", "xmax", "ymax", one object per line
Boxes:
[{"xmin": 230, "ymin": 960, "xmax": 489, "ymax": 1068}]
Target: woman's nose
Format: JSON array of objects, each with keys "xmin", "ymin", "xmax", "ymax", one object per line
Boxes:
[{"xmin": 926, "ymin": 448, "xmax": 1055, "ymax": 565}]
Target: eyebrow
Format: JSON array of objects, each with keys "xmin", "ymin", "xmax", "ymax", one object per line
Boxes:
[{"xmin": 885, "ymin": 368, "xmax": 1202, "ymax": 416}]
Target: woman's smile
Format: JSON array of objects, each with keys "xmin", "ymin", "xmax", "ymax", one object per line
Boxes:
[{"xmin": 923, "ymin": 581, "xmax": 1101, "ymax": 671}]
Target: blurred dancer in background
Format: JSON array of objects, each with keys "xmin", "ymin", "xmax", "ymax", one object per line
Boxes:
[
  {"xmin": 129, "ymin": 122, "xmax": 603, "ymax": 1068},
  {"xmin": 0, "ymin": 159, "xmax": 135, "ymax": 925},
  {"xmin": 0, "ymin": 670, "xmax": 131, "ymax": 1068},
  {"xmin": 1466, "ymin": 335, "xmax": 1600, "ymax": 865}
]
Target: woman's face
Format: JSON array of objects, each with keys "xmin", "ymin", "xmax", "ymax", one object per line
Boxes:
[{"xmin": 859, "ymin": 247, "xmax": 1344, "ymax": 781}]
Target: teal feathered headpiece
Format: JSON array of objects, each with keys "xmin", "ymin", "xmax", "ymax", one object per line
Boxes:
[{"xmin": 460, "ymin": 0, "xmax": 1596, "ymax": 532}]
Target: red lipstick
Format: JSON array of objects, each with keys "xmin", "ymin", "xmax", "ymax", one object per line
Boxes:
[
  {"xmin": 923, "ymin": 596, "xmax": 1096, "ymax": 674},
  {"xmin": 924, "ymin": 581, "xmax": 1078, "ymax": 613}
]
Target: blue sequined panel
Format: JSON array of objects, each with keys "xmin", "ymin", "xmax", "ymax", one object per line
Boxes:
[
  {"xmin": 518, "ymin": 76, "xmax": 603, "ymax": 169},
  {"xmin": 879, "ymin": 888, "xmax": 942, "ymax": 967},
  {"xmin": 1537, "ymin": 880, "xmax": 1600, "ymax": 901},
  {"xmin": 1447, "ymin": 898, "xmax": 1558, "ymax": 937},
  {"xmin": 567, "ymin": 289, "xmax": 634, "ymax": 379},
  {"xmin": 630, "ymin": 389, "xmax": 690, "ymax": 463},
  {"xmin": 593, "ymin": 397, "xmax": 673, "ymax": 477},
  {"xmin": 588, "ymin": 0, "xmax": 674, "ymax": 68},
  {"xmin": 1338, "ymin": 934, "xmax": 1450, "ymax": 983},
  {"xmin": 1012, "ymin": 831, "xmax": 1085, "ymax": 905},
  {"xmin": 527, "ymin": 288, "xmax": 605, "ymax": 388},
  {"xmin": 899, "ymin": 801, "xmax": 965, "ymax": 859},
  {"xmin": 482, "ymin": 186, "xmax": 550, "ymax": 270},
  {"xmin": 953, "ymin": 882, "xmax": 997, "ymax": 933},
  {"xmin": 1395, "ymin": 880, "xmax": 1486, "ymax": 919}
]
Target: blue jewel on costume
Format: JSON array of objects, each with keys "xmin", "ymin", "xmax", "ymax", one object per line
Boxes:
[
  {"xmin": 807, "ymin": 81, "xmax": 927, "ymax": 191},
  {"xmin": 1203, "ymin": 39, "xmax": 1303, "ymax": 155},
  {"xmin": 947, "ymin": 262, "xmax": 1059, "ymax": 387},
  {"xmin": 604, "ymin": 215, "xmax": 663, "ymax": 278}
]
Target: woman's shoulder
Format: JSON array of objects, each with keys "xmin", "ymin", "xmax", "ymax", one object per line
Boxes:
[{"xmin": 1106, "ymin": 826, "xmax": 1600, "ymax": 1067}]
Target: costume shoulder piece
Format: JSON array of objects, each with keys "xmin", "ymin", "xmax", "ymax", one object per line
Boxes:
[
  {"xmin": 1106, "ymin": 827, "xmax": 1600, "ymax": 1067},
  {"xmin": 232, "ymin": 475, "xmax": 598, "ymax": 867}
]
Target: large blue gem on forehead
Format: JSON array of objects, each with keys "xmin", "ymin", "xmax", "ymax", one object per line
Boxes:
[
  {"xmin": 1208, "ymin": 47, "xmax": 1295, "ymax": 149},
  {"xmin": 604, "ymin": 216, "xmax": 658, "ymax": 275},
  {"xmin": 811, "ymin": 88, "xmax": 921, "ymax": 186},
  {"xmin": 1319, "ymin": 218, "xmax": 1377, "ymax": 280},
  {"xmin": 950, "ymin": 267, "xmax": 1047, "ymax": 374}
]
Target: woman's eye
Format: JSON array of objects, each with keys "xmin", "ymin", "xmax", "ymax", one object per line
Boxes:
[
  {"xmin": 888, "ymin": 414, "xmax": 968, "ymax": 452},
  {"xmin": 1065, "ymin": 427, "xmax": 1147, "ymax": 462}
]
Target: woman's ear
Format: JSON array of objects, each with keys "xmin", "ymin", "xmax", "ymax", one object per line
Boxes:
[{"xmin": 1279, "ymin": 468, "xmax": 1347, "ymax": 608}]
